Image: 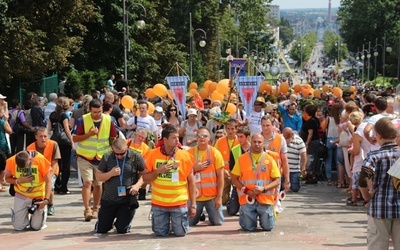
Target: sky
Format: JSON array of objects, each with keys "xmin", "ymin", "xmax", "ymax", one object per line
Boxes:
[{"xmin": 271, "ymin": 0, "xmax": 341, "ymax": 9}]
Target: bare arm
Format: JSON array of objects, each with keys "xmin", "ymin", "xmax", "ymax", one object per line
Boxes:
[
  {"xmin": 187, "ymin": 172, "xmax": 197, "ymax": 217},
  {"xmin": 300, "ymin": 151, "xmax": 307, "ymax": 173},
  {"xmin": 3, "ymin": 119, "xmax": 12, "ymax": 135},
  {"xmin": 215, "ymin": 167, "xmax": 224, "ymax": 209},
  {"xmin": 363, "ymin": 123, "xmax": 375, "ymax": 144},
  {"xmin": 280, "ymin": 152, "xmax": 290, "ymax": 191}
]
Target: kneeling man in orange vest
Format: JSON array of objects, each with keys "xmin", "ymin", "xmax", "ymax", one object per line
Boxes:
[{"xmin": 231, "ymin": 133, "xmax": 281, "ymax": 231}]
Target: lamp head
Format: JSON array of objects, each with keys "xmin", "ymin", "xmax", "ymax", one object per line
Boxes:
[
  {"xmin": 136, "ymin": 20, "xmax": 145, "ymax": 29},
  {"xmin": 199, "ymin": 40, "xmax": 206, "ymax": 47}
]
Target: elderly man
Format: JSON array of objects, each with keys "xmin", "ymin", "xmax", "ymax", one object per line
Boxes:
[
  {"xmin": 231, "ymin": 133, "xmax": 281, "ymax": 231},
  {"xmin": 44, "ymin": 93, "xmax": 58, "ymax": 123},
  {"xmin": 282, "ymin": 127, "xmax": 307, "ymax": 192}
]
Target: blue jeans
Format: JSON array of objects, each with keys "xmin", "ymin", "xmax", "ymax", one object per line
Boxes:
[
  {"xmin": 290, "ymin": 172, "xmax": 301, "ymax": 192},
  {"xmin": 226, "ymin": 187, "xmax": 240, "ymax": 216},
  {"xmin": 239, "ymin": 202, "xmax": 275, "ymax": 231},
  {"xmin": 151, "ymin": 206, "xmax": 189, "ymax": 237},
  {"xmin": 189, "ymin": 198, "xmax": 224, "ymax": 226},
  {"xmin": 325, "ymin": 137, "xmax": 338, "ymax": 179}
]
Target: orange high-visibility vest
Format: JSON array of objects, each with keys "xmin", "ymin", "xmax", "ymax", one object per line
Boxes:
[
  {"xmin": 27, "ymin": 140, "xmax": 58, "ymax": 176},
  {"xmin": 215, "ymin": 136, "xmax": 239, "ymax": 170},
  {"xmin": 236, "ymin": 152, "xmax": 276, "ymax": 205}
]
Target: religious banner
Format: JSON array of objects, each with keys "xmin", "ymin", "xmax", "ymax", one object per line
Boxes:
[
  {"xmin": 235, "ymin": 76, "xmax": 263, "ymax": 116},
  {"xmin": 166, "ymin": 76, "xmax": 188, "ymax": 118},
  {"xmin": 230, "ymin": 58, "xmax": 247, "ymax": 79}
]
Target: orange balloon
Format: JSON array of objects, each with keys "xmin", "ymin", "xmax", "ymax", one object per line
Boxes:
[
  {"xmin": 332, "ymin": 87, "xmax": 343, "ymax": 97},
  {"xmin": 230, "ymin": 93, "xmax": 237, "ymax": 99},
  {"xmin": 301, "ymin": 88, "xmax": 309, "ymax": 97},
  {"xmin": 265, "ymin": 84, "xmax": 272, "ymax": 94},
  {"xmin": 349, "ymin": 86, "xmax": 356, "ymax": 92},
  {"xmin": 189, "ymin": 82, "xmax": 198, "ymax": 90},
  {"xmin": 294, "ymin": 84, "xmax": 302, "ymax": 93},
  {"xmin": 121, "ymin": 95, "xmax": 134, "ymax": 110},
  {"xmin": 208, "ymin": 82, "xmax": 217, "ymax": 93},
  {"xmin": 167, "ymin": 90, "xmax": 173, "ymax": 99},
  {"xmin": 259, "ymin": 81, "xmax": 268, "ymax": 93},
  {"xmin": 189, "ymin": 88, "xmax": 197, "ymax": 96},
  {"xmin": 216, "ymin": 79, "xmax": 230, "ymax": 94},
  {"xmin": 303, "ymin": 84, "xmax": 311, "ymax": 90},
  {"xmin": 153, "ymin": 83, "xmax": 168, "ymax": 97},
  {"xmin": 314, "ymin": 89, "xmax": 321, "ymax": 98},
  {"xmin": 145, "ymin": 88, "xmax": 157, "ymax": 99},
  {"xmin": 147, "ymin": 102, "xmax": 155, "ymax": 114},
  {"xmin": 322, "ymin": 85, "xmax": 330, "ymax": 93},
  {"xmin": 199, "ymin": 88, "xmax": 209, "ymax": 99},
  {"xmin": 211, "ymin": 90, "xmax": 224, "ymax": 102},
  {"xmin": 226, "ymin": 103, "xmax": 237, "ymax": 115},
  {"xmin": 203, "ymin": 80, "xmax": 212, "ymax": 89},
  {"xmin": 280, "ymin": 82, "xmax": 289, "ymax": 93}
]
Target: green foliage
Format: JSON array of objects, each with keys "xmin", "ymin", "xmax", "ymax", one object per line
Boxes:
[
  {"xmin": 290, "ymin": 31, "xmax": 317, "ymax": 68},
  {"xmin": 279, "ymin": 18, "xmax": 294, "ymax": 47}
]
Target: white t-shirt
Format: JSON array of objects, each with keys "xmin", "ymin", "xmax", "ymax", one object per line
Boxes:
[
  {"xmin": 353, "ymin": 123, "xmax": 368, "ymax": 172},
  {"xmin": 368, "ymin": 113, "xmax": 394, "ymax": 151},
  {"xmin": 180, "ymin": 120, "xmax": 202, "ymax": 147},
  {"xmin": 127, "ymin": 115, "xmax": 157, "ymax": 133},
  {"xmin": 247, "ymin": 110, "xmax": 264, "ymax": 135}
]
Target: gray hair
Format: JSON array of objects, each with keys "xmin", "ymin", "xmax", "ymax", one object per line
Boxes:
[{"xmin": 49, "ymin": 93, "xmax": 58, "ymax": 101}]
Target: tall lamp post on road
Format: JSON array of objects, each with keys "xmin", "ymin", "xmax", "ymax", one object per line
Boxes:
[
  {"xmin": 123, "ymin": 1, "xmax": 146, "ymax": 82},
  {"xmin": 298, "ymin": 41, "xmax": 306, "ymax": 69},
  {"xmin": 373, "ymin": 36, "xmax": 392, "ymax": 83},
  {"xmin": 189, "ymin": 13, "xmax": 207, "ymax": 81}
]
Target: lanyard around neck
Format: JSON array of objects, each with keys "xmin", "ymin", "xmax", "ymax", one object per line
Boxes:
[
  {"xmin": 116, "ymin": 154, "xmax": 127, "ymax": 186},
  {"xmin": 250, "ymin": 152, "xmax": 265, "ymax": 179},
  {"xmin": 196, "ymin": 146, "xmax": 210, "ymax": 163}
]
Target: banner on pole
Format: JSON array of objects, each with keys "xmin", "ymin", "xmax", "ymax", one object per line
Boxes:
[
  {"xmin": 166, "ymin": 76, "xmax": 188, "ymax": 118},
  {"xmin": 230, "ymin": 59, "xmax": 247, "ymax": 79},
  {"xmin": 235, "ymin": 76, "xmax": 263, "ymax": 116}
]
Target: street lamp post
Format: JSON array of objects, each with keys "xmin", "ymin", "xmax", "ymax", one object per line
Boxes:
[
  {"xmin": 123, "ymin": 0, "xmax": 146, "ymax": 82},
  {"xmin": 367, "ymin": 41, "xmax": 371, "ymax": 81},
  {"xmin": 298, "ymin": 41, "xmax": 306, "ymax": 69},
  {"xmin": 189, "ymin": 13, "xmax": 207, "ymax": 81}
]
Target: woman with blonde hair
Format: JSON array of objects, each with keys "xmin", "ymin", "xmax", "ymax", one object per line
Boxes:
[{"xmin": 49, "ymin": 97, "xmax": 74, "ymax": 194}]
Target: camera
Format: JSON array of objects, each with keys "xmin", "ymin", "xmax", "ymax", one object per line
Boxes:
[
  {"xmin": 28, "ymin": 198, "xmax": 43, "ymax": 214},
  {"xmin": 126, "ymin": 188, "xmax": 139, "ymax": 210}
]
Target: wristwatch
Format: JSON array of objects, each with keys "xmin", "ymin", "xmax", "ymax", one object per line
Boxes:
[{"xmin": 190, "ymin": 204, "xmax": 197, "ymax": 209}]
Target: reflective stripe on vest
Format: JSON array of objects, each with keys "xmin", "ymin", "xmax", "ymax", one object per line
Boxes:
[
  {"xmin": 151, "ymin": 152, "xmax": 190, "ymax": 207},
  {"xmin": 237, "ymin": 152, "xmax": 276, "ymax": 205},
  {"xmin": 77, "ymin": 114, "xmax": 111, "ymax": 160},
  {"xmin": 189, "ymin": 146, "xmax": 219, "ymax": 198}
]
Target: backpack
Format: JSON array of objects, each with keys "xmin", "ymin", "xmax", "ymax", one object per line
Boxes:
[
  {"xmin": 50, "ymin": 119, "xmax": 71, "ymax": 146},
  {"xmin": 12, "ymin": 110, "xmax": 29, "ymax": 134}
]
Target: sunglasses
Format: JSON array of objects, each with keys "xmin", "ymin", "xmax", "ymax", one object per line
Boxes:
[
  {"xmin": 170, "ymin": 109, "xmax": 176, "ymax": 111},
  {"xmin": 272, "ymin": 109, "xmax": 277, "ymax": 111},
  {"xmin": 254, "ymin": 103, "xmax": 263, "ymax": 106},
  {"xmin": 197, "ymin": 134, "xmax": 209, "ymax": 138},
  {"xmin": 113, "ymin": 151, "xmax": 127, "ymax": 156}
]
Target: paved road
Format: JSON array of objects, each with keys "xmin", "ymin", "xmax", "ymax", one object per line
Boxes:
[{"xmin": 0, "ymin": 173, "xmax": 368, "ymax": 250}]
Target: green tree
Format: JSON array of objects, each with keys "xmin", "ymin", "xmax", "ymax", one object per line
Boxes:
[{"xmin": 0, "ymin": 0, "xmax": 96, "ymax": 89}]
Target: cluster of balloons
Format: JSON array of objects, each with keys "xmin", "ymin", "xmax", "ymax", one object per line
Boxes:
[
  {"xmin": 144, "ymin": 84, "xmax": 173, "ymax": 100},
  {"xmin": 191, "ymin": 79, "xmax": 237, "ymax": 115}
]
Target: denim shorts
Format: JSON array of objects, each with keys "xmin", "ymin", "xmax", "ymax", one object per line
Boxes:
[{"xmin": 337, "ymin": 146, "xmax": 344, "ymax": 165}]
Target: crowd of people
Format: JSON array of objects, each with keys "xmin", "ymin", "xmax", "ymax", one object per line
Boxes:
[{"xmin": 0, "ymin": 77, "xmax": 399, "ymax": 248}]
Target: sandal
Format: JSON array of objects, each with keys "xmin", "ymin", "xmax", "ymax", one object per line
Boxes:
[
  {"xmin": 336, "ymin": 183, "xmax": 345, "ymax": 188},
  {"xmin": 346, "ymin": 200, "xmax": 358, "ymax": 206},
  {"xmin": 0, "ymin": 186, "xmax": 6, "ymax": 192},
  {"xmin": 327, "ymin": 180, "xmax": 333, "ymax": 186}
]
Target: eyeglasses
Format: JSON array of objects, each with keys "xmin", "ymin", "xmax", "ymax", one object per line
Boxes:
[
  {"xmin": 203, "ymin": 103, "xmax": 210, "ymax": 106},
  {"xmin": 113, "ymin": 150, "xmax": 127, "ymax": 156},
  {"xmin": 272, "ymin": 109, "xmax": 277, "ymax": 111},
  {"xmin": 197, "ymin": 134, "xmax": 209, "ymax": 138}
]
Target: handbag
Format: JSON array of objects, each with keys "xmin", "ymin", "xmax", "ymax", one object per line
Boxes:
[
  {"xmin": 338, "ymin": 130, "xmax": 350, "ymax": 147},
  {"xmin": 50, "ymin": 118, "xmax": 71, "ymax": 146},
  {"xmin": 12, "ymin": 110, "xmax": 29, "ymax": 134}
]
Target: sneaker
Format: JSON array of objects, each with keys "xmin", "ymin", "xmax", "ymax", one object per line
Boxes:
[
  {"xmin": 346, "ymin": 200, "xmax": 358, "ymax": 206},
  {"xmin": 92, "ymin": 206, "xmax": 99, "ymax": 219},
  {"xmin": 200, "ymin": 213, "xmax": 206, "ymax": 221},
  {"xmin": 84, "ymin": 208, "xmax": 94, "ymax": 221},
  {"xmin": 138, "ymin": 188, "xmax": 146, "ymax": 200},
  {"xmin": 47, "ymin": 205, "xmax": 55, "ymax": 216}
]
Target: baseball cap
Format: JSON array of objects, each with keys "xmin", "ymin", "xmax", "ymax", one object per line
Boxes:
[
  {"xmin": 0, "ymin": 94, "xmax": 7, "ymax": 99},
  {"xmin": 154, "ymin": 106, "xmax": 163, "ymax": 113},
  {"xmin": 187, "ymin": 108, "xmax": 197, "ymax": 116}
]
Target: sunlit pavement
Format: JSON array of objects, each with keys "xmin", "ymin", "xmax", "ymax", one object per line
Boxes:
[{"xmin": 0, "ymin": 173, "xmax": 368, "ymax": 250}]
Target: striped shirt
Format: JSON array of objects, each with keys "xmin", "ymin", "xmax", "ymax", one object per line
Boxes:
[
  {"xmin": 287, "ymin": 135, "xmax": 306, "ymax": 172},
  {"xmin": 362, "ymin": 142, "xmax": 400, "ymax": 219}
]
